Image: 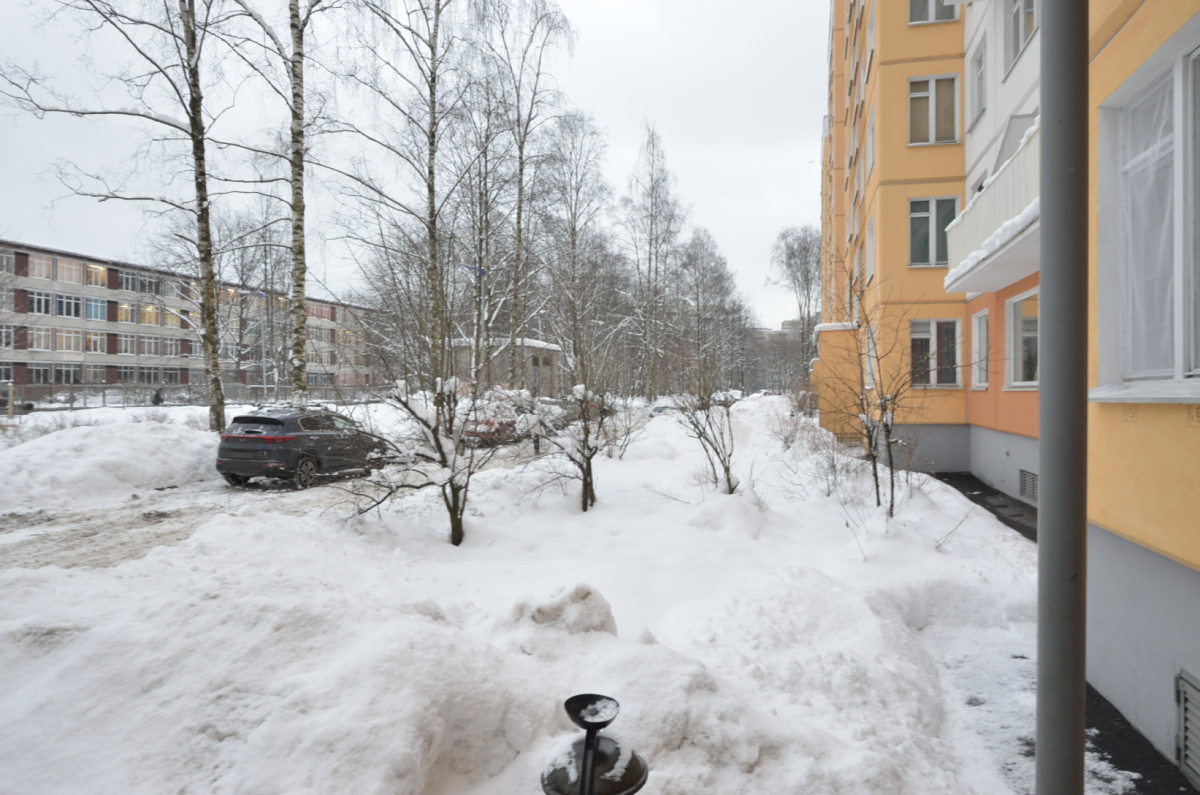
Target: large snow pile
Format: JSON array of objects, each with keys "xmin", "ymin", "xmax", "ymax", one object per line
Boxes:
[
  {"xmin": 0, "ymin": 397, "xmax": 1135, "ymax": 794},
  {"xmin": 0, "ymin": 420, "xmax": 220, "ymax": 511}
]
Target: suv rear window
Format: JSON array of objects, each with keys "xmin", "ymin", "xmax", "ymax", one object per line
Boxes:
[{"xmin": 225, "ymin": 416, "xmax": 286, "ymax": 435}]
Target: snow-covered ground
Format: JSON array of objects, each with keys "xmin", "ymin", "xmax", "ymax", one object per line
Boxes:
[{"xmin": 0, "ymin": 398, "xmax": 1136, "ymax": 794}]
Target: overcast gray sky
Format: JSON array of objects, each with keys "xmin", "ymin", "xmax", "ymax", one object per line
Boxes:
[{"xmin": 0, "ymin": 0, "xmax": 828, "ymax": 328}]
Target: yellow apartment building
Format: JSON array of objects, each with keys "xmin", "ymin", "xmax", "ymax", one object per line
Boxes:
[
  {"xmin": 814, "ymin": 0, "xmax": 967, "ymax": 466},
  {"xmin": 1086, "ymin": 1, "xmax": 1200, "ymax": 784}
]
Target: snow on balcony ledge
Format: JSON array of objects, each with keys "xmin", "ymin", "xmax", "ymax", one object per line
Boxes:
[
  {"xmin": 944, "ymin": 197, "xmax": 1040, "ymax": 294},
  {"xmin": 813, "ymin": 322, "xmax": 859, "ymax": 333}
]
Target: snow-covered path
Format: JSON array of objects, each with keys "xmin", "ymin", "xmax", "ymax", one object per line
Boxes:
[{"xmin": 0, "ymin": 399, "xmax": 1137, "ymax": 794}]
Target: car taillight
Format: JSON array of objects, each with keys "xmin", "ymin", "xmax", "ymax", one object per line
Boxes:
[{"xmin": 220, "ymin": 434, "xmax": 294, "ymax": 443}]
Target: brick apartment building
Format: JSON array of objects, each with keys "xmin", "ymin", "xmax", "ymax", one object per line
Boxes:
[{"xmin": 0, "ymin": 239, "xmax": 378, "ymax": 403}]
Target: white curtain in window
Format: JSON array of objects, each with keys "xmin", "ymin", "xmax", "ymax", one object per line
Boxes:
[{"xmin": 1122, "ymin": 76, "xmax": 1175, "ymax": 377}]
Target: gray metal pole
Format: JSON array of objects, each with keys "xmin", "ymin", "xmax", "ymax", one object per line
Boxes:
[{"xmin": 1037, "ymin": 0, "xmax": 1089, "ymax": 792}]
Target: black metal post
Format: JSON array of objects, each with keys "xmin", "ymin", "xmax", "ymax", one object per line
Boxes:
[
  {"xmin": 580, "ymin": 727, "xmax": 598, "ymax": 795},
  {"xmin": 1036, "ymin": 0, "xmax": 1089, "ymax": 793}
]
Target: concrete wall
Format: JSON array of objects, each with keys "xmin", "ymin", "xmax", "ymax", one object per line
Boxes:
[
  {"xmin": 968, "ymin": 424, "xmax": 1039, "ymax": 504},
  {"xmin": 1088, "ymin": 524, "xmax": 1200, "ymax": 763},
  {"xmin": 889, "ymin": 423, "xmax": 970, "ymax": 472}
]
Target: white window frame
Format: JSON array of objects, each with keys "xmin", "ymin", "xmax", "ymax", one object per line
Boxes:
[
  {"xmin": 28, "ymin": 327, "xmax": 53, "ymax": 352},
  {"xmin": 908, "ymin": 75, "xmax": 959, "ymax": 145},
  {"xmin": 86, "ymin": 298, "xmax": 106, "ymax": 321},
  {"xmin": 1093, "ymin": 39, "xmax": 1200, "ymax": 403},
  {"xmin": 970, "ymin": 41, "xmax": 987, "ymax": 127},
  {"xmin": 866, "ymin": 107, "xmax": 875, "ymax": 175},
  {"xmin": 909, "ymin": 0, "xmax": 957, "ymax": 25},
  {"xmin": 0, "ymin": 325, "xmax": 12, "ymax": 350},
  {"xmin": 972, "ymin": 309, "xmax": 989, "ymax": 388},
  {"xmin": 1005, "ymin": 288, "xmax": 1040, "ymax": 388},
  {"xmin": 910, "ymin": 319, "xmax": 962, "ymax": 388},
  {"xmin": 55, "ymin": 328, "xmax": 83, "ymax": 354},
  {"xmin": 909, "ymin": 196, "xmax": 959, "ymax": 267},
  {"xmin": 865, "ymin": 215, "xmax": 875, "ymax": 284},
  {"xmin": 1006, "ymin": 0, "xmax": 1039, "ymax": 71},
  {"xmin": 864, "ymin": 327, "xmax": 876, "ymax": 389},
  {"xmin": 29, "ymin": 291, "xmax": 53, "ymax": 315}
]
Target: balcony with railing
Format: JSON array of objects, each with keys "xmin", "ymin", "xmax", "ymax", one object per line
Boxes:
[{"xmin": 945, "ymin": 124, "xmax": 1040, "ymax": 294}]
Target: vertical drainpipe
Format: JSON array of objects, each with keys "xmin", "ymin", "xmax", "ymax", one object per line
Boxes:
[{"xmin": 1036, "ymin": 0, "xmax": 1089, "ymax": 793}]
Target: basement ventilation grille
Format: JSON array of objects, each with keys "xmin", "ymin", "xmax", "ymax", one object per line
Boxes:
[
  {"xmin": 1019, "ymin": 469, "xmax": 1039, "ymax": 503},
  {"xmin": 1179, "ymin": 671, "xmax": 1200, "ymax": 788}
]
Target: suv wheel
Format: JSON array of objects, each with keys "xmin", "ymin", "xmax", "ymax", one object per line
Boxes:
[
  {"xmin": 292, "ymin": 456, "xmax": 319, "ymax": 490},
  {"xmin": 223, "ymin": 473, "xmax": 250, "ymax": 487}
]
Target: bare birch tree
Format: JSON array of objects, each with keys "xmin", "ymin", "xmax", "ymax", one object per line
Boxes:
[
  {"xmin": 221, "ymin": 0, "xmax": 340, "ymax": 399},
  {"xmin": 0, "ymin": 0, "xmax": 234, "ymax": 430},
  {"xmin": 481, "ymin": 0, "xmax": 570, "ymax": 387}
]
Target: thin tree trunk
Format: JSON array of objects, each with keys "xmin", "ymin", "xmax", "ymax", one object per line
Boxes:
[
  {"xmin": 182, "ymin": 0, "xmax": 226, "ymax": 432},
  {"xmin": 288, "ymin": 0, "xmax": 309, "ymax": 398}
]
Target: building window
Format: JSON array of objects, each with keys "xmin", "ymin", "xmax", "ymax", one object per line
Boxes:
[
  {"xmin": 162, "ymin": 368, "xmax": 180, "ymax": 385},
  {"xmin": 29, "ymin": 291, "xmax": 53, "ymax": 315},
  {"xmin": 866, "ymin": 108, "xmax": 875, "ymax": 175},
  {"xmin": 865, "ymin": 216, "xmax": 875, "ymax": 284},
  {"xmin": 0, "ymin": 288, "xmax": 12, "ymax": 312},
  {"xmin": 55, "ymin": 328, "xmax": 83, "ymax": 353},
  {"xmin": 1116, "ymin": 73, "xmax": 1178, "ymax": 379},
  {"xmin": 86, "ymin": 331, "xmax": 105, "ymax": 354},
  {"xmin": 118, "ymin": 303, "xmax": 135, "ymax": 323},
  {"xmin": 909, "ymin": 76, "xmax": 958, "ymax": 145},
  {"xmin": 138, "ymin": 276, "xmax": 160, "ymax": 295},
  {"xmin": 55, "ymin": 364, "xmax": 82, "ymax": 385},
  {"xmin": 57, "ymin": 259, "xmax": 84, "ymax": 284},
  {"xmin": 138, "ymin": 366, "xmax": 159, "ymax": 384},
  {"xmin": 28, "ymin": 363, "xmax": 52, "ymax": 385},
  {"xmin": 865, "ymin": 328, "xmax": 876, "ymax": 389},
  {"xmin": 306, "ymin": 302, "xmax": 333, "ymax": 320},
  {"xmin": 909, "ymin": 0, "xmax": 956, "ymax": 23},
  {"xmin": 0, "ymin": 251, "xmax": 12, "ymax": 274},
  {"xmin": 0, "ymin": 363, "xmax": 14, "ymax": 383},
  {"xmin": 115, "ymin": 366, "xmax": 135, "ymax": 383},
  {"xmin": 138, "ymin": 335, "xmax": 161, "ymax": 356},
  {"xmin": 28, "ymin": 327, "xmax": 52, "ymax": 351},
  {"xmin": 971, "ymin": 43, "xmax": 987, "ymax": 124},
  {"xmin": 909, "ymin": 197, "xmax": 958, "ymax": 267},
  {"xmin": 1008, "ymin": 0, "xmax": 1038, "ymax": 67},
  {"xmin": 972, "ymin": 310, "xmax": 989, "ymax": 387},
  {"xmin": 84, "ymin": 365, "xmax": 107, "ymax": 384},
  {"xmin": 85, "ymin": 264, "xmax": 107, "ymax": 286},
  {"xmin": 911, "ymin": 319, "xmax": 960, "ymax": 387},
  {"xmin": 117, "ymin": 333, "xmax": 137, "ymax": 355},
  {"xmin": 163, "ymin": 337, "xmax": 181, "ymax": 357},
  {"xmin": 164, "ymin": 309, "xmax": 182, "ymax": 329},
  {"xmin": 118, "ymin": 271, "xmax": 138, "ymax": 291},
  {"xmin": 0, "ymin": 325, "xmax": 11, "ymax": 349},
  {"xmin": 56, "ymin": 294, "xmax": 82, "ymax": 318},
  {"xmin": 1009, "ymin": 290, "xmax": 1039, "ymax": 386},
  {"xmin": 86, "ymin": 298, "xmax": 106, "ymax": 321},
  {"xmin": 29, "ymin": 255, "xmax": 52, "ymax": 280},
  {"xmin": 139, "ymin": 304, "xmax": 161, "ymax": 325}
]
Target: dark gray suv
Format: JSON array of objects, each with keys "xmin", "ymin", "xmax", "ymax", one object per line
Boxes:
[{"xmin": 215, "ymin": 407, "xmax": 385, "ymax": 488}]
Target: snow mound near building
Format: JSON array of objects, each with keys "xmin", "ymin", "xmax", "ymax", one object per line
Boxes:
[{"xmin": 0, "ymin": 421, "xmax": 220, "ymax": 511}]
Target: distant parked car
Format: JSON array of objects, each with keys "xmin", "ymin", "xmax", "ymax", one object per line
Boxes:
[
  {"xmin": 648, "ymin": 403, "xmax": 678, "ymax": 419},
  {"xmin": 215, "ymin": 406, "xmax": 388, "ymax": 489}
]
